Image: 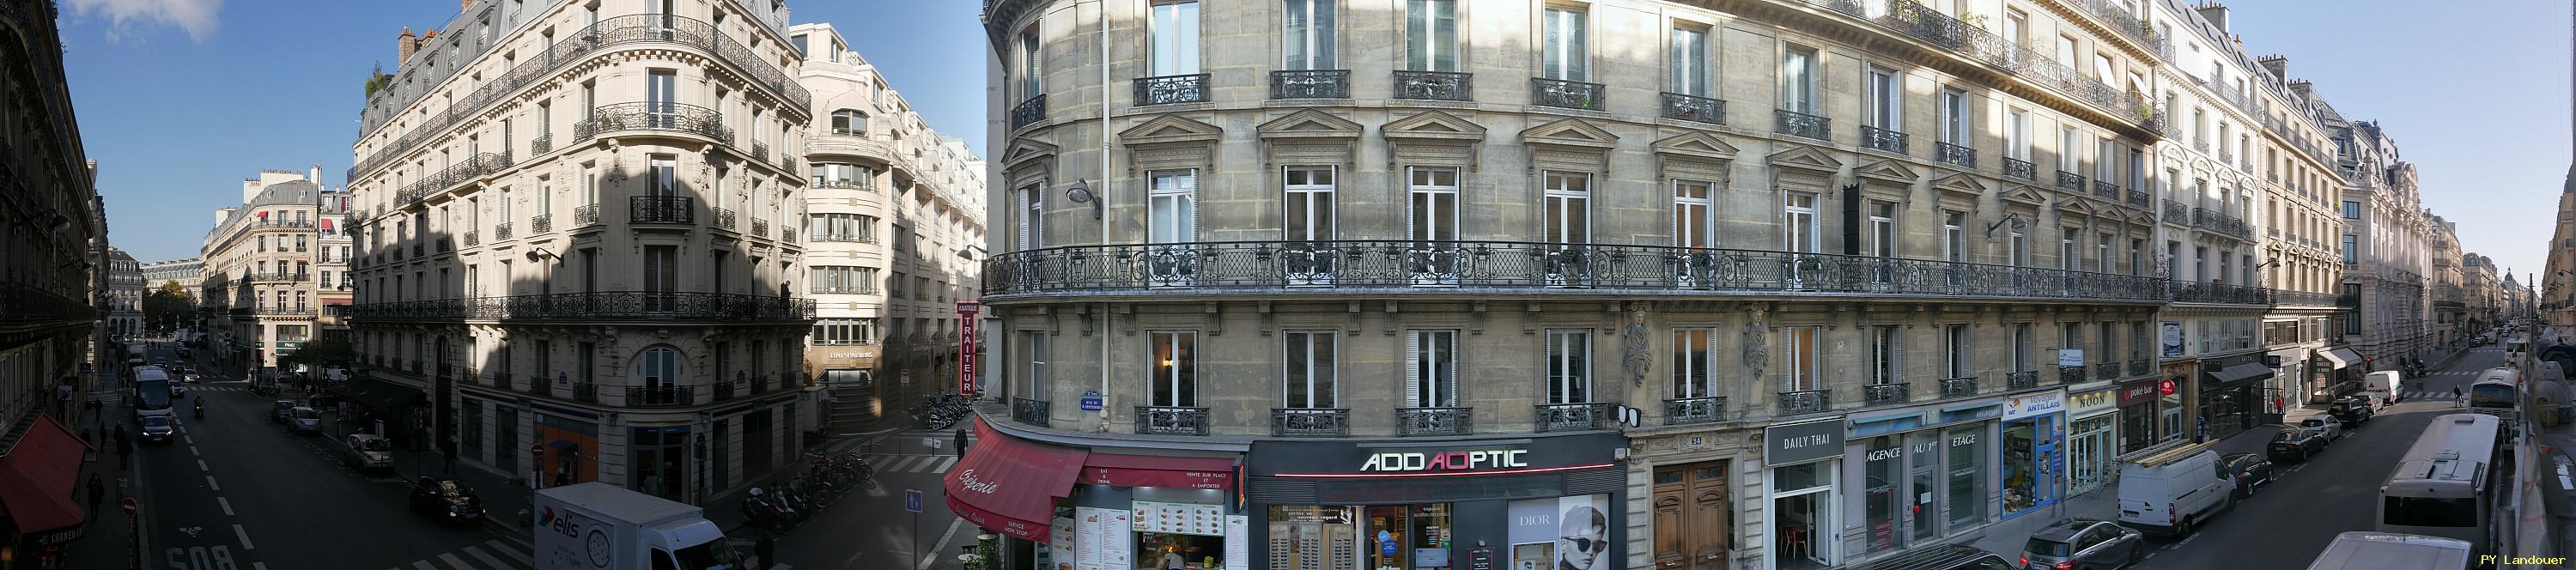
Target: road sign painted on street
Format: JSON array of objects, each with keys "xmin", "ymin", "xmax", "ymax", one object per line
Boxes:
[
  {"xmin": 120, "ymin": 497, "xmax": 137, "ymax": 518},
  {"xmin": 904, "ymin": 488, "xmax": 923, "ymax": 513}
]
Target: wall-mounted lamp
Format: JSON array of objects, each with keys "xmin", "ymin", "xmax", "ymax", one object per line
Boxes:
[
  {"xmin": 1064, "ymin": 179, "xmax": 1103, "ymax": 220},
  {"xmin": 526, "ymin": 246, "xmax": 562, "ymax": 264},
  {"xmin": 1984, "ymin": 215, "xmax": 2029, "ymax": 239}
]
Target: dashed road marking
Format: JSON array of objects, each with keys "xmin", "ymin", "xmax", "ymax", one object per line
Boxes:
[
  {"xmin": 232, "ymin": 524, "xmax": 255, "ymax": 549},
  {"xmin": 461, "ymin": 544, "xmax": 512, "ymax": 569},
  {"xmin": 188, "ymin": 446, "xmax": 200, "ymax": 457},
  {"xmin": 204, "ymin": 476, "xmax": 220, "ymax": 490},
  {"xmin": 217, "ymin": 497, "xmax": 233, "ymax": 516},
  {"xmin": 197, "ymin": 459, "xmax": 209, "ymax": 471}
]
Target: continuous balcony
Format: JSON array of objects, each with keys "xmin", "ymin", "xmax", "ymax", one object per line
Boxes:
[
  {"xmin": 245, "ymin": 273, "xmax": 309, "ymax": 284},
  {"xmin": 349, "ymin": 291, "xmax": 815, "ymax": 323},
  {"xmin": 1271, "ymin": 70, "xmax": 1351, "ymax": 99},
  {"xmin": 2171, "ymin": 282, "xmax": 2269, "ymax": 305},
  {"xmin": 1531, "ymin": 78, "xmax": 1604, "ymax": 111},
  {"xmin": 1795, "ymin": 0, "xmax": 2154, "ymax": 130},
  {"xmin": 1393, "ymin": 70, "xmax": 1471, "ymax": 101},
  {"xmin": 1663, "ymin": 397, "xmax": 1727, "ymax": 425},
  {"xmin": 2190, "ymin": 208, "xmax": 2254, "ymax": 240},
  {"xmin": 984, "ymin": 240, "xmax": 2172, "ymax": 303},
  {"xmin": 2272, "ymin": 289, "xmax": 2340, "ymax": 307},
  {"xmin": 1661, "ymin": 93, "xmax": 1725, "ymax": 124},
  {"xmin": 574, "ymin": 102, "xmax": 733, "ymax": 144},
  {"xmin": 1134, "ymin": 74, "xmax": 1209, "ymax": 106},
  {"xmin": 351, "ymin": 14, "xmax": 810, "ymax": 183}
]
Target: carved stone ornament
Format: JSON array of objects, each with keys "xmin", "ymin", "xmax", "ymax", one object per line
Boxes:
[
  {"xmin": 1623, "ymin": 301, "xmax": 1652, "ymax": 386},
  {"xmin": 1742, "ymin": 304, "xmax": 1770, "ymax": 381}
]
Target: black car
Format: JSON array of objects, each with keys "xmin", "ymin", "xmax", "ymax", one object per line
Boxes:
[
  {"xmin": 2328, "ymin": 399, "xmax": 2372, "ymax": 427},
  {"xmin": 2268, "ymin": 428, "xmax": 2327, "ymax": 463},
  {"xmin": 268, "ymin": 400, "xmax": 296, "ymax": 424},
  {"xmin": 406, "ymin": 476, "xmax": 486, "ymax": 525},
  {"xmin": 2217, "ymin": 452, "xmax": 2275, "ymax": 500}
]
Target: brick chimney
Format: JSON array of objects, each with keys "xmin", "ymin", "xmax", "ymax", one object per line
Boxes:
[
  {"xmin": 2196, "ymin": 3, "xmax": 2230, "ymax": 34},
  {"xmin": 462, "ymin": 0, "xmax": 474, "ymax": 12},
  {"xmin": 2256, "ymin": 55, "xmax": 2287, "ymax": 82},
  {"xmin": 397, "ymin": 27, "xmax": 417, "ymax": 64}
]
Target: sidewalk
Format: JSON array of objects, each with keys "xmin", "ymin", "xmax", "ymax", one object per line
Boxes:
[
  {"xmin": 1964, "ymin": 420, "xmax": 2288, "ymax": 555},
  {"xmin": 59, "ymin": 368, "xmax": 147, "ymax": 570}
]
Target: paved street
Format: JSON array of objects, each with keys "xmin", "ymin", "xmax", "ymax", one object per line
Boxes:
[
  {"xmin": 2126, "ymin": 345, "xmax": 2512, "ymax": 569},
  {"xmin": 751, "ymin": 427, "xmax": 973, "ymax": 570}
]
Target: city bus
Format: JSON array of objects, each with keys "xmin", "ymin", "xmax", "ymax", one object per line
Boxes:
[
  {"xmin": 132, "ymin": 366, "xmax": 173, "ymax": 420},
  {"xmin": 2302, "ymin": 531, "xmax": 2471, "ymax": 570},
  {"xmin": 2377, "ymin": 414, "xmax": 2500, "ymax": 558},
  {"xmin": 2464, "ymin": 368, "xmax": 2518, "ymax": 425}
]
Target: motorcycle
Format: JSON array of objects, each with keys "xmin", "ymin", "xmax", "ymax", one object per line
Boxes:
[{"xmin": 193, "ymin": 400, "xmax": 204, "ymax": 419}]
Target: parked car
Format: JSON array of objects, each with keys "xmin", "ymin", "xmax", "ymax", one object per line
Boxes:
[
  {"xmin": 2217, "ymin": 453, "xmax": 2274, "ymax": 500},
  {"xmin": 2300, "ymin": 415, "xmax": 2346, "ymax": 441},
  {"xmin": 169, "ymin": 383, "xmax": 187, "ymax": 398},
  {"xmin": 343, "ymin": 434, "xmax": 394, "ymax": 472},
  {"xmin": 2269, "ymin": 428, "xmax": 2328, "ymax": 463},
  {"xmin": 182, "ymin": 373, "xmax": 202, "ymax": 385},
  {"xmin": 2328, "ymin": 398, "xmax": 2372, "ymax": 427},
  {"xmin": 2117, "ymin": 450, "xmax": 2231, "ymax": 537},
  {"xmin": 269, "ymin": 400, "xmax": 295, "ymax": 424},
  {"xmin": 2021, "ymin": 518, "xmax": 2145, "ymax": 570},
  {"xmin": 406, "ymin": 476, "xmax": 485, "ymax": 525},
  {"xmin": 1846, "ymin": 543, "xmax": 2018, "ymax": 570},
  {"xmin": 288, "ymin": 407, "xmax": 322, "ymax": 434},
  {"xmin": 138, "ymin": 415, "xmax": 174, "ymax": 445}
]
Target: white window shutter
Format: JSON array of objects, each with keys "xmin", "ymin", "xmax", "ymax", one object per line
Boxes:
[
  {"xmin": 1893, "ymin": 327, "xmax": 1905, "ymax": 383},
  {"xmin": 1405, "ymin": 331, "xmax": 1422, "ymax": 408}
]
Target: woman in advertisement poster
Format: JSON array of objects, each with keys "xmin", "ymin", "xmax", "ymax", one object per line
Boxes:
[{"xmin": 1556, "ymin": 501, "xmax": 1609, "ymax": 570}]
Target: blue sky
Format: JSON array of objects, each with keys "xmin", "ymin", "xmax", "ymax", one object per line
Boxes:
[
  {"xmin": 64, "ymin": 0, "xmax": 987, "ymax": 263},
  {"xmin": 66, "ymin": 0, "xmax": 2572, "ymax": 282}
]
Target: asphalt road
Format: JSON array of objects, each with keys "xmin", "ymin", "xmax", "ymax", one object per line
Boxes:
[
  {"xmin": 760, "ymin": 428, "xmax": 973, "ymax": 570},
  {"xmin": 139, "ymin": 343, "xmax": 528, "ymax": 570},
  {"xmin": 2132, "ymin": 345, "xmax": 2510, "ymax": 570}
]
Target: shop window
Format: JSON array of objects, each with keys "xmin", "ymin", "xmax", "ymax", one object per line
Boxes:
[{"xmin": 1507, "ymin": 495, "xmax": 1611, "ymax": 570}]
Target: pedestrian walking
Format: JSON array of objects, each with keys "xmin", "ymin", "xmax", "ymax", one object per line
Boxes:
[
  {"xmin": 953, "ymin": 428, "xmax": 969, "ymax": 458},
  {"xmin": 86, "ymin": 475, "xmax": 102, "ymax": 515},
  {"xmin": 754, "ymin": 531, "xmax": 776, "ymax": 570},
  {"xmin": 2454, "ymin": 385, "xmax": 2464, "ymax": 400},
  {"xmin": 115, "ymin": 432, "xmax": 132, "ymax": 468}
]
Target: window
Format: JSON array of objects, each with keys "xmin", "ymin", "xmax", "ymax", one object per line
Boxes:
[
  {"xmin": 1782, "ymin": 47, "xmax": 1816, "ymax": 113},
  {"xmin": 1017, "ymin": 184, "xmax": 1043, "ymax": 250},
  {"xmin": 2342, "ymin": 234, "xmax": 2358, "ymax": 264},
  {"xmin": 643, "ymin": 246, "xmax": 677, "ymax": 310},
  {"xmin": 1872, "ymin": 325, "xmax": 1903, "ymax": 385},
  {"xmin": 1672, "ymin": 179, "xmax": 1714, "ymax": 248},
  {"xmin": 1783, "ymin": 326, "xmax": 1820, "ymax": 391},
  {"xmin": 1540, "ymin": 7, "xmax": 1586, "ymax": 81},
  {"xmin": 2061, "ymin": 231, "xmax": 2080, "ymax": 270},
  {"xmin": 2013, "ymin": 324, "xmax": 2033, "ymax": 371},
  {"xmin": 1669, "ymin": 26, "xmax": 1708, "ymax": 96},
  {"xmin": 812, "ymin": 213, "xmax": 878, "ymax": 243},
  {"xmin": 2131, "ymin": 322, "xmax": 2148, "ymax": 359},
  {"xmin": 1946, "ymin": 325, "xmax": 1971, "ymax": 378},
  {"xmin": 2060, "ymin": 126, "xmax": 2083, "ymax": 174},
  {"xmin": 1406, "ymin": 330, "xmax": 1457, "ymax": 407},
  {"xmin": 811, "ymin": 266, "xmax": 877, "ymax": 294},
  {"xmin": 1672, "ymin": 329, "xmax": 1713, "ymax": 398},
  {"xmin": 1866, "ymin": 202, "xmax": 1895, "ymax": 258},
  {"xmin": 2129, "ymin": 240, "xmax": 2145, "ymax": 276},
  {"xmin": 1149, "ymin": 1, "xmax": 1200, "ymax": 76},
  {"xmin": 1404, "ymin": 0, "xmax": 1456, "ymax": 71},
  {"xmin": 2095, "ymin": 139, "xmax": 2116, "ymax": 182},
  {"xmin": 638, "ymin": 347, "xmax": 680, "ymax": 402},
  {"xmin": 2342, "ymin": 201, "xmax": 2361, "ymax": 219},
  {"xmin": 1783, "ymin": 192, "xmax": 1819, "ymax": 252},
  {"xmin": 2003, "ymin": 9, "xmax": 2028, "ymax": 58},
  {"xmin": 2098, "ymin": 233, "xmax": 2112, "ymax": 273},
  {"xmin": 647, "ymin": 155, "xmax": 676, "ymax": 197},
  {"xmin": 646, "ymin": 70, "xmax": 677, "ymax": 128},
  {"xmin": 1021, "ymin": 331, "xmax": 1048, "ymax": 396},
  {"xmin": 2006, "ymin": 108, "xmax": 2032, "ymax": 161},
  {"xmin": 1544, "ymin": 330, "xmax": 1592, "ymax": 403},
  {"xmin": 1285, "ymin": 167, "xmax": 1335, "ymax": 241},
  {"xmin": 580, "ymin": 163, "xmax": 600, "ymax": 206},
  {"xmin": 1407, "ymin": 167, "xmax": 1458, "ymax": 243},
  {"xmin": 1018, "ymin": 28, "xmax": 1043, "ymax": 100},
  {"xmin": 1940, "ymin": 88, "xmax": 1970, "ymax": 144},
  {"xmin": 1148, "ymin": 331, "xmax": 1198, "ymax": 407},
  {"xmin": 1866, "ymin": 66, "xmax": 1900, "ymax": 128},
  {"xmin": 1542, "ymin": 172, "xmax": 1590, "ymax": 246},
  {"xmin": 829, "ymin": 110, "xmax": 866, "ymax": 136},
  {"xmin": 1149, "ymin": 171, "xmax": 1197, "ymax": 244},
  {"xmin": 791, "ymin": 33, "xmax": 808, "ymax": 58},
  {"xmin": 811, "ymin": 319, "xmax": 880, "ymax": 345},
  {"xmin": 1283, "ymin": 331, "xmax": 1336, "ymax": 408},
  {"xmin": 1942, "ymin": 212, "xmax": 1965, "ymax": 262},
  {"xmin": 1283, "ymin": 0, "xmax": 1336, "ymax": 70}
]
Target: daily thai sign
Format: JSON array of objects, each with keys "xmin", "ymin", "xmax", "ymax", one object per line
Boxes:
[{"xmin": 1765, "ymin": 420, "xmax": 1844, "ymax": 466}]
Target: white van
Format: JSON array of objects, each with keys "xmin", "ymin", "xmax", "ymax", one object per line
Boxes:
[
  {"xmin": 2364, "ymin": 371, "xmax": 2403, "ymax": 404},
  {"xmin": 2117, "ymin": 448, "xmax": 2230, "ymax": 537}
]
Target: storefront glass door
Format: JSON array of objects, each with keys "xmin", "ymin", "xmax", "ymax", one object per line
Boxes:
[
  {"xmin": 1770, "ymin": 461, "xmax": 1834, "ymax": 570},
  {"xmin": 1905, "ymin": 432, "xmax": 1938, "ymax": 543},
  {"xmin": 2069, "ymin": 415, "xmax": 2112, "ymax": 494},
  {"xmin": 1944, "ymin": 426, "xmax": 1984, "ymax": 529},
  {"xmin": 1363, "ymin": 504, "xmax": 1455, "ymax": 570}
]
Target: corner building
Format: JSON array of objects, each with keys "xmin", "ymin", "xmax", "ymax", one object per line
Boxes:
[
  {"xmin": 974, "ymin": 1, "xmax": 2172, "ymax": 569},
  {"xmin": 345, "ymin": 0, "xmax": 815, "ymax": 505}
]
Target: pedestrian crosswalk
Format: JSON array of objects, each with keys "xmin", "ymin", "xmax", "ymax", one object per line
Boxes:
[
  {"xmin": 377, "ymin": 538, "xmax": 797, "ymax": 570},
  {"xmin": 867, "ymin": 454, "xmax": 961, "ymax": 475}
]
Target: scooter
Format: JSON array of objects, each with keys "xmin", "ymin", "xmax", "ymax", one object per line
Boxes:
[{"xmin": 193, "ymin": 399, "xmax": 204, "ymax": 419}]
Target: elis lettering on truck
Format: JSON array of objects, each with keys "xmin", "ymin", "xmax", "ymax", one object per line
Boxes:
[{"xmin": 1358, "ymin": 449, "xmax": 1530, "ymax": 472}]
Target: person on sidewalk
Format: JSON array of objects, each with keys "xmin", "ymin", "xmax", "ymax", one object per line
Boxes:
[
  {"xmin": 86, "ymin": 475, "xmax": 102, "ymax": 517},
  {"xmin": 754, "ymin": 531, "xmax": 775, "ymax": 570},
  {"xmin": 953, "ymin": 428, "xmax": 968, "ymax": 458},
  {"xmin": 115, "ymin": 431, "xmax": 132, "ymax": 468}
]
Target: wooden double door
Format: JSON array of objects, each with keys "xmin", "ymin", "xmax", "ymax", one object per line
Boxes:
[{"xmin": 1652, "ymin": 460, "xmax": 1731, "ymax": 570}]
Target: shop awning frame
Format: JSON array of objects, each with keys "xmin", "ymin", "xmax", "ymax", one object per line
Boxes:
[
  {"xmin": 2321, "ymin": 347, "xmax": 2364, "ymax": 370},
  {"xmin": 2205, "ymin": 362, "xmax": 2276, "ymax": 386},
  {"xmin": 0, "ymin": 415, "xmax": 94, "ymax": 543},
  {"xmin": 945, "ymin": 416, "xmax": 1086, "ymax": 542}
]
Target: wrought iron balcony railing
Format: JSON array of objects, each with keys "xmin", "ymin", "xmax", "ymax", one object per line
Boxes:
[
  {"xmin": 1012, "ymin": 397, "xmax": 1051, "ymax": 428},
  {"xmin": 1134, "ymin": 405, "xmax": 1210, "ymax": 435},
  {"xmin": 463, "ymin": 231, "xmax": 480, "ymax": 247},
  {"xmin": 2126, "ymin": 189, "xmax": 2150, "ymax": 208},
  {"xmin": 530, "ymin": 214, "xmax": 553, "ymax": 234},
  {"xmin": 1395, "ymin": 406, "xmax": 1472, "ymax": 436},
  {"xmin": 1534, "ymin": 402, "xmax": 1613, "ymax": 432},
  {"xmin": 349, "ymin": 291, "xmax": 816, "ymax": 322},
  {"xmin": 1846, "ymin": 0, "xmax": 2153, "ymax": 125},
  {"xmin": 2056, "ymin": 171, "xmax": 2086, "ymax": 191},
  {"xmin": 1393, "ymin": 70, "xmax": 1471, "ymax": 101},
  {"xmin": 1775, "ymin": 109, "xmax": 1829, "ymax": 140},
  {"xmin": 2190, "ymin": 208, "xmax": 2253, "ymax": 240},
  {"xmin": 750, "ymin": 140, "xmax": 771, "ymax": 165},
  {"xmin": 984, "ymin": 240, "xmax": 2172, "ymax": 302},
  {"xmin": 2096, "ymin": 363, "xmax": 2121, "ymax": 379},
  {"xmin": 1862, "ymin": 125, "xmax": 1908, "ymax": 154},
  {"xmin": 815, "ymin": 179, "xmax": 876, "ymax": 192},
  {"xmin": 573, "ymin": 203, "xmax": 602, "ymax": 227},
  {"xmin": 1133, "ymin": 74, "xmax": 1209, "ymax": 106},
  {"xmin": 2007, "ymin": 370, "xmax": 2038, "ymax": 391},
  {"xmin": 494, "ymin": 222, "xmax": 514, "ymax": 241},
  {"xmin": 1271, "ymin": 70, "xmax": 1351, "ymax": 99},
  {"xmin": 532, "ymin": 133, "xmax": 553, "ymax": 155},
  {"xmin": 1664, "ymin": 397, "xmax": 1726, "ymax": 425},
  {"xmin": 571, "ymin": 382, "xmax": 597, "ymax": 403},
  {"xmin": 2169, "ymin": 282, "xmax": 2269, "ymax": 305},
  {"xmin": 1270, "ymin": 408, "xmax": 1349, "ymax": 437},
  {"xmin": 811, "ymin": 233, "xmax": 874, "ymax": 244},
  {"xmin": 1661, "ymin": 93, "xmax": 1725, "ymax": 124},
  {"xmin": 1939, "ymin": 376, "xmax": 1978, "ymax": 398},
  {"xmin": 1010, "ymin": 94, "xmax": 1047, "ymax": 130},
  {"xmin": 2128, "ymin": 358, "xmax": 2152, "ymax": 376},
  {"xmin": 2057, "ymin": 365, "xmax": 2087, "ymax": 384},
  {"xmin": 2093, "ymin": 180, "xmax": 2118, "ymax": 200},
  {"xmin": 751, "ymin": 218, "xmax": 771, "ymax": 238},
  {"xmin": 1530, "ymin": 77, "xmax": 1604, "ymax": 111},
  {"xmin": 2002, "ymin": 157, "xmax": 2036, "ymax": 180},
  {"xmin": 574, "ymin": 102, "xmax": 733, "ymax": 144},
  {"xmin": 631, "ymin": 196, "xmax": 694, "ymax": 224},
  {"xmin": 1936, "ymin": 142, "xmax": 1975, "ymax": 168},
  {"xmin": 1779, "ymin": 389, "xmax": 1832, "ymax": 415},
  {"xmin": 711, "ymin": 207, "xmax": 738, "ymax": 230},
  {"xmin": 2272, "ymin": 289, "xmax": 2339, "ymax": 307},
  {"xmin": 2162, "ymin": 199, "xmax": 2191, "ymax": 222},
  {"xmin": 1863, "ymin": 383, "xmax": 1911, "ymax": 406}
]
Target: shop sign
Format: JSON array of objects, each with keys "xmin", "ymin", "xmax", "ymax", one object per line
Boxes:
[
  {"xmin": 957, "ymin": 301, "xmax": 980, "ymax": 396},
  {"xmin": 1764, "ymin": 420, "xmax": 1844, "ymax": 466},
  {"xmin": 2057, "ymin": 349, "xmax": 2084, "ymax": 367},
  {"xmin": 805, "ymin": 346, "xmax": 878, "ymax": 367},
  {"xmin": 2117, "ymin": 379, "xmax": 2160, "ymax": 405},
  {"xmin": 1079, "ymin": 390, "xmax": 1103, "ymax": 412},
  {"xmin": 2004, "ymin": 391, "xmax": 2067, "ymax": 420},
  {"xmin": 2161, "ymin": 322, "xmax": 2184, "ymax": 357},
  {"xmin": 2067, "ymin": 389, "xmax": 2117, "ymax": 416},
  {"xmin": 1358, "ymin": 448, "xmax": 1530, "ymax": 472}
]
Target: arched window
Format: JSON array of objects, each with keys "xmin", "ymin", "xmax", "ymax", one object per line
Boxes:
[
  {"xmin": 829, "ymin": 109, "xmax": 866, "ymax": 136},
  {"xmin": 636, "ymin": 346, "xmax": 683, "ymax": 405}
]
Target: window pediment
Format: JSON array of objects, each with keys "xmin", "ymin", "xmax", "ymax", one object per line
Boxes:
[
  {"xmin": 1256, "ymin": 108, "xmax": 1364, "ymax": 140},
  {"xmin": 1767, "ymin": 144, "xmax": 1843, "ymax": 176},
  {"xmin": 1382, "ymin": 109, "xmax": 1488, "ymax": 142}
]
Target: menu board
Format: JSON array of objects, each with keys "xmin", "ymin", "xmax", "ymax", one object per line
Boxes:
[
  {"xmin": 1224, "ymin": 515, "xmax": 1249, "ymax": 570},
  {"xmin": 1129, "ymin": 500, "xmax": 1226, "ymax": 537},
  {"xmin": 1074, "ymin": 506, "xmax": 1133, "ymax": 570},
  {"xmin": 1048, "ymin": 518, "xmax": 1075, "ymax": 570}
]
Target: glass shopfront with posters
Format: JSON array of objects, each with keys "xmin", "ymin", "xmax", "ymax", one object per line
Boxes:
[
  {"xmin": 1832, "ymin": 397, "xmax": 2004, "ymax": 567},
  {"xmin": 1998, "ymin": 390, "xmax": 2065, "ymax": 518},
  {"xmin": 1246, "ymin": 433, "xmax": 1625, "ymax": 570}
]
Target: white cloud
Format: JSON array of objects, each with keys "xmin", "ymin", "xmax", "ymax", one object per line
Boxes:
[{"xmin": 66, "ymin": 0, "xmax": 222, "ymax": 43}]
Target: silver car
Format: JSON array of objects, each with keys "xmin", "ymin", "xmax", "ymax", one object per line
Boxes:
[
  {"xmin": 289, "ymin": 407, "xmax": 322, "ymax": 435},
  {"xmin": 2021, "ymin": 518, "xmax": 2143, "ymax": 570},
  {"xmin": 343, "ymin": 434, "xmax": 393, "ymax": 471}
]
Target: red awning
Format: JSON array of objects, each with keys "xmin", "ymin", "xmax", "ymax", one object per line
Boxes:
[
  {"xmin": 944, "ymin": 417, "xmax": 1084, "ymax": 542},
  {"xmin": 0, "ymin": 415, "xmax": 94, "ymax": 543},
  {"xmin": 322, "ymin": 219, "xmax": 334, "ymax": 230},
  {"xmin": 1078, "ymin": 453, "xmax": 1235, "ymax": 490}
]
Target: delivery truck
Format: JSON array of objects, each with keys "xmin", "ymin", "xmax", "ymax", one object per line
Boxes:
[{"xmin": 534, "ymin": 482, "xmax": 743, "ymax": 570}]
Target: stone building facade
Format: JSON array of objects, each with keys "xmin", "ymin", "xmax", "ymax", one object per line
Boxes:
[
  {"xmin": 106, "ymin": 247, "xmax": 142, "ymax": 338},
  {"xmin": 344, "ymin": 0, "xmax": 816, "ymax": 505},
  {"xmin": 199, "ymin": 169, "xmax": 331, "ymax": 374}
]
